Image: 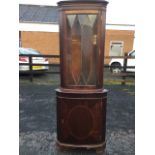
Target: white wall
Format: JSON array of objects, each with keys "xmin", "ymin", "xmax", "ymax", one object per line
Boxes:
[
  {"xmin": 19, "ymin": 22, "xmax": 135, "ymax": 32},
  {"xmin": 19, "ymin": 23, "xmax": 59, "ymax": 32},
  {"xmin": 106, "ymin": 24, "xmax": 135, "ymax": 30}
]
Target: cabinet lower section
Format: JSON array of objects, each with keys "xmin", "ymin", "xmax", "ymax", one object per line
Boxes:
[{"xmin": 56, "ymin": 88, "xmax": 108, "ymax": 150}]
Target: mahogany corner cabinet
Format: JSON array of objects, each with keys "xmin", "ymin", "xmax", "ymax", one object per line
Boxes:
[{"xmin": 56, "ymin": 0, "xmax": 108, "ymax": 152}]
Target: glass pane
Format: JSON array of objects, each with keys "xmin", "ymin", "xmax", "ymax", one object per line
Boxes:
[
  {"xmin": 129, "ymin": 50, "xmax": 135, "ymax": 57},
  {"xmin": 110, "ymin": 42, "xmax": 123, "ymax": 56},
  {"xmin": 65, "ymin": 14, "xmax": 98, "ymax": 86}
]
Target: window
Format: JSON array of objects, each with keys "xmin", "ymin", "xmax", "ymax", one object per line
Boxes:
[
  {"xmin": 128, "ymin": 50, "xmax": 135, "ymax": 57},
  {"xmin": 110, "ymin": 41, "xmax": 123, "ymax": 56}
]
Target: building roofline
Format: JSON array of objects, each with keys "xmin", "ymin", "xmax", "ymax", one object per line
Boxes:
[
  {"xmin": 19, "ymin": 4, "xmax": 57, "ymax": 7},
  {"xmin": 19, "ymin": 4, "xmax": 135, "ymax": 28},
  {"xmin": 106, "ymin": 23, "xmax": 135, "ymax": 27},
  {"xmin": 19, "ymin": 21, "xmax": 135, "ymax": 27},
  {"xmin": 19, "ymin": 21, "xmax": 58, "ymax": 25}
]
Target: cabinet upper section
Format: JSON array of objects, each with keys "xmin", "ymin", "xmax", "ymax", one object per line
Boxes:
[{"xmin": 57, "ymin": 0, "xmax": 108, "ymax": 90}]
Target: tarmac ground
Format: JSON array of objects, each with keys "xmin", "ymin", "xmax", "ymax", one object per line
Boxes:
[{"xmin": 19, "ymin": 73, "xmax": 135, "ymax": 155}]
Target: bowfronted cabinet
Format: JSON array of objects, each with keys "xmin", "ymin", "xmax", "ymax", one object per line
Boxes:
[{"xmin": 56, "ymin": 0, "xmax": 108, "ymax": 152}]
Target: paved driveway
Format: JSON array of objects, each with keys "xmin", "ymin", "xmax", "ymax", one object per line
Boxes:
[{"xmin": 19, "ymin": 78, "xmax": 135, "ymax": 155}]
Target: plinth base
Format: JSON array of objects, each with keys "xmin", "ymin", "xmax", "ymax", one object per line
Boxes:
[
  {"xmin": 57, "ymin": 140, "xmax": 106, "ymax": 153},
  {"xmin": 56, "ymin": 88, "xmax": 108, "ymax": 152}
]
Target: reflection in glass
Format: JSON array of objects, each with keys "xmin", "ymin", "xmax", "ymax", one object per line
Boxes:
[{"xmin": 66, "ymin": 14, "xmax": 98, "ymax": 86}]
